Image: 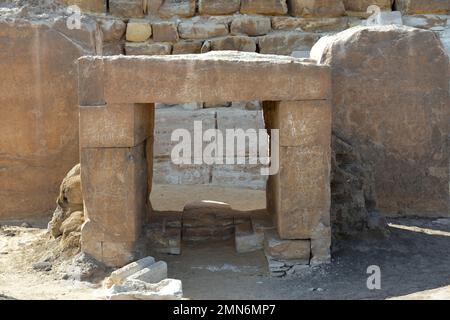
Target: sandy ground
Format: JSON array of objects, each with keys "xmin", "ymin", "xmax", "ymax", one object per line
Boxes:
[{"xmin": 1, "ymin": 216, "xmax": 450, "ymax": 300}]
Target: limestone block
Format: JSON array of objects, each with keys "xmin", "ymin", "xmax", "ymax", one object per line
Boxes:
[
  {"xmin": 81, "ymin": 143, "xmax": 148, "ymax": 242},
  {"xmin": 146, "ymin": 226, "xmax": 182, "ymax": 255},
  {"xmin": 310, "ymin": 223, "xmax": 331, "ymax": 265},
  {"xmin": 287, "ymin": 0, "xmax": 345, "ymax": 17},
  {"xmin": 211, "ymin": 164, "xmax": 267, "ymax": 190},
  {"xmin": 109, "ymin": 256, "xmax": 156, "ymax": 286},
  {"xmin": 0, "ymin": 16, "xmax": 98, "ymax": 219},
  {"xmin": 110, "ymin": 0, "xmax": 145, "ymax": 18},
  {"xmin": 82, "ymin": 237, "xmax": 138, "ymax": 267},
  {"xmin": 258, "ymin": 31, "xmax": 320, "ymax": 55},
  {"xmin": 58, "ymin": 0, "xmax": 106, "ymax": 13},
  {"xmin": 199, "ymin": 0, "xmax": 241, "ymax": 15},
  {"xmin": 128, "ymin": 261, "xmax": 168, "ymax": 283},
  {"xmin": 240, "ymin": 0, "xmax": 288, "ymax": 15},
  {"xmin": 153, "ymin": 108, "xmax": 216, "ymax": 158},
  {"xmin": 311, "ymin": 25, "xmax": 450, "ymax": 217},
  {"xmin": 264, "ymin": 229, "xmax": 310, "ymax": 262},
  {"xmin": 108, "ymin": 279, "xmax": 183, "ymax": 300},
  {"xmin": 158, "ymin": 0, "xmax": 196, "ymax": 18},
  {"xmin": 91, "ymin": 51, "xmax": 331, "ymax": 104},
  {"xmin": 402, "ymin": 14, "xmax": 448, "ymax": 29},
  {"xmin": 343, "ymin": 0, "xmax": 394, "ymax": 12},
  {"xmin": 125, "ymin": 41, "xmax": 172, "ymax": 55},
  {"xmin": 80, "ymin": 103, "xmax": 154, "ymax": 148},
  {"xmin": 152, "ymin": 21, "xmax": 179, "ymax": 42},
  {"xmin": 265, "ymin": 100, "xmax": 331, "ymax": 148},
  {"xmin": 230, "ymin": 15, "xmax": 272, "ymax": 36},
  {"xmin": 395, "ymin": 0, "xmax": 449, "ymax": 14},
  {"xmin": 178, "ymin": 20, "xmax": 229, "ymax": 39},
  {"xmin": 235, "ymin": 221, "xmax": 264, "ymax": 253},
  {"xmin": 172, "ymin": 40, "xmax": 203, "ymax": 54},
  {"xmin": 126, "ymin": 20, "xmax": 152, "ymax": 42},
  {"xmin": 153, "ymin": 159, "xmax": 212, "ymax": 184},
  {"xmin": 98, "ymin": 18, "xmax": 127, "ymax": 42},
  {"xmin": 203, "ymin": 36, "xmax": 257, "ymax": 52},
  {"xmin": 103, "ymin": 42, "xmax": 126, "ymax": 55},
  {"xmin": 271, "ymin": 16, "xmax": 349, "ymax": 32}
]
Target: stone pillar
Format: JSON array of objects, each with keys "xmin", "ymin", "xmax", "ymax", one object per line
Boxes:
[
  {"xmin": 264, "ymin": 100, "xmax": 331, "ymax": 264},
  {"xmin": 79, "ymin": 103, "xmax": 154, "ymax": 267}
]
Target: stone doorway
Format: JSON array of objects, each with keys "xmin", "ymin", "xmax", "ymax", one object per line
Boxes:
[{"xmin": 77, "ymin": 51, "xmax": 332, "ymax": 270}]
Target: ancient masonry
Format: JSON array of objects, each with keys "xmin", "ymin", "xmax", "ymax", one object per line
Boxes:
[{"xmin": 78, "ymin": 52, "xmax": 332, "ymax": 269}]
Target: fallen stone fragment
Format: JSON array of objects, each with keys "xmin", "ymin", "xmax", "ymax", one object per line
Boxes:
[
  {"xmin": 108, "ymin": 279, "xmax": 183, "ymax": 300},
  {"xmin": 108, "ymin": 256, "xmax": 155, "ymax": 286},
  {"xmin": 128, "ymin": 261, "xmax": 168, "ymax": 284}
]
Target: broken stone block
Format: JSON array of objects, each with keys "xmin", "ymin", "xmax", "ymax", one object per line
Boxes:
[
  {"xmin": 235, "ymin": 221, "xmax": 264, "ymax": 253},
  {"xmin": 264, "ymin": 229, "xmax": 310, "ymax": 262},
  {"xmin": 128, "ymin": 261, "xmax": 168, "ymax": 284},
  {"xmin": 172, "ymin": 40, "xmax": 203, "ymax": 54},
  {"xmin": 108, "ymin": 256, "xmax": 156, "ymax": 286},
  {"xmin": 152, "ymin": 21, "xmax": 179, "ymax": 42},
  {"xmin": 343, "ymin": 0, "xmax": 394, "ymax": 12},
  {"xmin": 230, "ymin": 15, "xmax": 272, "ymax": 36},
  {"xmin": 258, "ymin": 31, "xmax": 319, "ymax": 55},
  {"xmin": 178, "ymin": 20, "xmax": 229, "ymax": 39},
  {"xmin": 199, "ymin": 0, "xmax": 241, "ymax": 15},
  {"xmin": 240, "ymin": 0, "xmax": 288, "ymax": 15},
  {"xmin": 287, "ymin": 0, "xmax": 345, "ymax": 17},
  {"xmin": 203, "ymin": 36, "xmax": 257, "ymax": 52},
  {"xmin": 158, "ymin": 0, "xmax": 196, "ymax": 18},
  {"xmin": 395, "ymin": 0, "xmax": 449, "ymax": 14},
  {"xmin": 310, "ymin": 223, "xmax": 331, "ymax": 265},
  {"xmin": 125, "ymin": 41, "xmax": 172, "ymax": 55},
  {"xmin": 108, "ymin": 279, "xmax": 183, "ymax": 300},
  {"xmin": 126, "ymin": 19, "xmax": 152, "ymax": 42},
  {"xmin": 58, "ymin": 0, "xmax": 106, "ymax": 13},
  {"xmin": 110, "ymin": 0, "xmax": 145, "ymax": 18}
]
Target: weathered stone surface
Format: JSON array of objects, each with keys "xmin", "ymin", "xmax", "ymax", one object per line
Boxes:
[
  {"xmin": 178, "ymin": 20, "xmax": 229, "ymax": 39},
  {"xmin": 258, "ymin": 31, "xmax": 320, "ymax": 55},
  {"xmin": 172, "ymin": 40, "xmax": 203, "ymax": 53},
  {"xmin": 241, "ymin": 0, "xmax": 288, "ymax": 15},
  {"xmin": 153, "ymin": 159, "xmax": 211, "ymax": 184},
  {"xmin": 146, "ymin": 225, "xmax": 182, "ymax": 255},
  {"xmin": 203, "ymin": 36, "xmax": 257, "ymax": 52},
  {"xmin": 81, "ymin": 143, "xmax": 148, "ymax": 245},
  {"xmin": 264, "ymin": 100, "xmax": 331, "ymax": 239},
  {"xmin": 108, "ymin": 256, "xmax": 156, "ymax": 287},
  {"xmin": 395, "ymin": 0, "xmax": 449, "ymax": 14},
  {"xmin": 402, "ymin": 14, "xmax": 448, "ymax": 29},
  {"xmin": 58, "ymin": 0, "xmax": 106, "ymax": 13},
  {"xmin": 152, "ymin": 21, "xmax": 179, "ymax": 42},
  {"xmin": 235, "ymin": 221, "xmax": 264, "ymax": 253},
  {"xmin": 84, "ymin": 52, "xmax": 330, "ymax": 104},
  {"xmin": 370, "ymin": 11, "xmax": 403, "ymax": 26},
  {"xmin": 158, "ymin": 0, "xmax": 196, "ymax": 18},
  {"xmin": 109, "ymin": 278, "xmax": 183, "ymax": 300},
  {"xmin": 0, "ymin": 16, "xmax": 98, "ymax": 219},
  {"xmin": 343, "ymin": 0, "xmax": 394, "ymax": 12},
  {"xmin": 125, "ymin": 41, "xmax": 172, "ymax": 55},
  {"xmin": 230, "ymin": 15, "xmax": 272, "ymax": 36},
  {"xmin": 271, "ymin": 16, "xmax": 349, "ymax": 32},
  {"xmin": 310, "ymin": 222, "xmax": 330, "ymax": 265},
  {"xmin": 264, "ymin": 229, "xmax": 310, "ymax": 262},
  {"xmin": 311, "ymin": 25, "xmax": 449, "ymax": 217},
  {"xmin": 80, "ymin": 103, "xmax": 154, "ymax": 148},
  {"xmin": 288, "ymin": 0, "xmax": 345, "ymax": 17},
  {"xmin": 126, "ymin": 19, "xmax": 152, "ymax": 42},
  {"xmin": 199, "ymin": 0, "xmax": 241, "ymax": 15},
  {"xmin": 110, "ymin": 0, "xmax": 145, "ymax": 18},
  {"xmin": 128, "ymin": 261, "xmax": 168, "ymax": 283},
  {"xmin": 98, "ymin": 18, "xmax": 127, "ymax": 42},
  {"xmin": 211, "ymin": 164, "xmax": 267, "ymax": 190}
]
